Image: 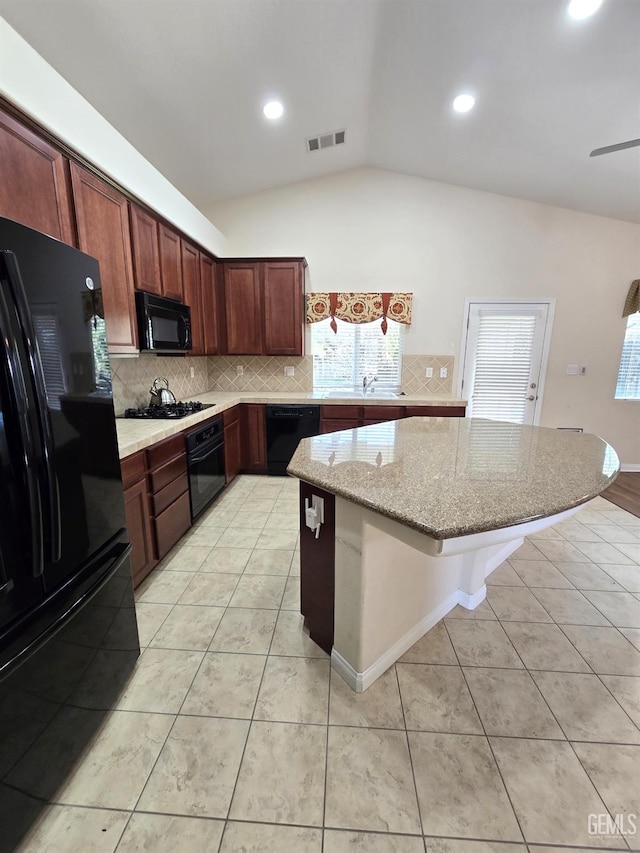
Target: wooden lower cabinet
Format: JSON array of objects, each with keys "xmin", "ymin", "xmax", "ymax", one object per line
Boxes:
[
  {"xmin": 223, "ymin": 407, "xmax": 242, "ymax": 485},
  {"xmin": 299, "ymin": 481, "xmax": 335, "ymax": 654},
  {"xmin": 155, "ymin": 491, "xmax": 191, "ymax": 560},
  {"xmin": 321, "ymin": 403, "xmax": 465, "ymax": 432},
  {"xmin": 322, "ymin": 418, "xmax": 360, "ymax": 434},
  {"xmin": 242, "ymin": 404, "xmax": 267, "ymax": 472},
  {"xmin": 121, "ymin": 451, "xmax": 156, "ymax": 588},
  {"xmin": 146, "ymin": 434, "xmax": 190, "ymax": 561}
]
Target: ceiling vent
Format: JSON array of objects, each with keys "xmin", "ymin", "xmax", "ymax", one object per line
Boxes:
[{"xmin": 306, "ymin": 129, "xmax": 346, "ymax": 153}]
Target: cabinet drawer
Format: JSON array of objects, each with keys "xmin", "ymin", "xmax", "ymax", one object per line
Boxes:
[
  {"xmin": 147, "ymin": 434, "xmax": 185, "ymax": 470},
  {"xmin": 404, "ymin": 406, "xmax": 466, "ymax": 418},
  {"xmin": 321, "ymin": 419, "xmax": 360, "ymax": 434},
  {"xmin": 120, "ymin": 450, "xmax": 146, "ymax": 490},
  {"xmin": 152, "ymin": 471, "xmax": 189, "ymax": 516},
  {"xmin": 320, "ymin": 405, "xmax": 361, "ymax": 419},
  {"xmin": 362, "ymin": 406, "xmax": 404, "ymax": 420},
  {"xmin": 149, "ymin": 452, "xmax": 187, "ymax": 494},
  {"xmin": 155, "ymin": 491, "xmax": 191, "ymax": 560}
]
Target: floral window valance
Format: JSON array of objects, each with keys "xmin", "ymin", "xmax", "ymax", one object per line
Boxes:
[
  {"xmin": 306, "ymin": 292, "xmax": 412, "ymax": 334},
  {"xmin": 623, "ymin": 279, "xmax": 640, "ymax": 317}
]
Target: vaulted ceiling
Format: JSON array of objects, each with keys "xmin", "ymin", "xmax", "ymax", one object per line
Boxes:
[{"xmin": 1, "ymin": 0, "xmax": 639, "ymax": 221}]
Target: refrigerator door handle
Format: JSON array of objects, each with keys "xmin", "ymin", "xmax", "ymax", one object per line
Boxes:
[
  {"xmin": 0, "ymin": 273, "xmax": 45, "ymax": 578},
  {"xmin": 2, "ymin": 252, "xmax": 61, "ymax": 564}
]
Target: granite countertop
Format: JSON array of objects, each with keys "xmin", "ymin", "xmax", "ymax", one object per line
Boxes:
[
  {"xmin": 115, "ymin": 390, "xmax": 466, "ymax": 459},
  {"xmin": 287, "ymin": 417, "xmax": 620, "ymax": 540}
]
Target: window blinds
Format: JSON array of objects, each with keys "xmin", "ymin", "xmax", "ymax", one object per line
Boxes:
[
  {"xmin": 312, "ymin": 317, "xmax": 404, "ymax": 390},
  {"xmin": 469, "ymin": 312, "xmax": 538, "ymax": 423},
  {"xmin": 615, "ymin": 313, "xmax": 640, "ymax": 400}
]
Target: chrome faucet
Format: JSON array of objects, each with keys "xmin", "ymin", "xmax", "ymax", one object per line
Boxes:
[{"xmin": 362, "ymin": 373, "xmax": 377, "ymax": 394}]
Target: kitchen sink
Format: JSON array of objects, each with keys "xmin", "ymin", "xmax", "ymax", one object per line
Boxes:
[{"xmin": 323, "ymin": 390, "xmax": 399, "ymax": 399}]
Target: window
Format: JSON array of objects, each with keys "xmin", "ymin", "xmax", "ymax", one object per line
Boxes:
[
  {"xmin": 311, "ymin": 317, "xmax": 404, "ymax": 390},
  {"xmin": 615, "ymin": 313, "xmax": 640, "ymax": 400}
]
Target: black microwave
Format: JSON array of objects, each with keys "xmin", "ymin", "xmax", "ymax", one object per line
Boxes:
[{"xmin": 135, "ymin": 292, "xmax": 192, "ymax": 353}]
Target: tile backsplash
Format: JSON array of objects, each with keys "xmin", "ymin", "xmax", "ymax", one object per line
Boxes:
[
  {"xmin": 208, "ymin": 356, "xmax": 313, "ymax": 393},
  {"xmin": 111, "ymin": 355, "xmax": 210, "ymax": 413},
  {"xmin": 111, "ymin": 352, "xmax": 455, "ymax": 412},
  {"xmin": 402, "ymin": 355, "xmax": 455, "ymax": 395}
]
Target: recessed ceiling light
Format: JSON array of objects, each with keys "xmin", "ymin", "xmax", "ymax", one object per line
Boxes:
[
  {"xmin": 567, "ymin": 0, "xmax": 603, "ymax": 19},
  {"xmin": 453, "ymin": 94, "xmax": 475, "ymax": 113},
  {"xmin": 263, "ymin": 101, "xmax": 284, "ymax": 120}
]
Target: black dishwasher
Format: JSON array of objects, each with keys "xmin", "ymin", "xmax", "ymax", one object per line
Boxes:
[{"xmin": 266, "ymin": 406, "xmax": 320, "ymax": 475}]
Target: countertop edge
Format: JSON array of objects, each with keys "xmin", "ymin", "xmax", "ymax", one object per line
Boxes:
[{"xmin": 116, "ymin": 390, "xmax": 466, "ymax": 460}]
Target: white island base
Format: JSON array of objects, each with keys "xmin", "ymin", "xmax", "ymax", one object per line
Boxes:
[{"xmin": 331, "ymin": 496, "xmax": 581, "ymax": 693}]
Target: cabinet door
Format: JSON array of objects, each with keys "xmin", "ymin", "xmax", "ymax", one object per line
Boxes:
[
  {"xmin": 70, "ymin": 163, "xmax": 138, "ymax": 353},
  {"xmin": 243, "ymin": 404, "xmax": 267, "ymax": 472},
  {"xmin": 129, "ymin": 203, "xmax": 161, "ymax": 295},
  {"xmin": 123, "ymin": 478, "xmax": 156, "ymax": 588},
  {"xmin": 0, "ymin": 108, "xmax": 74, "ymax": 244},
  {"xmin": 222, "ymin": 263, "xmax": 263, "ymax": 355},
  {"xmin": 159, "ymin": 224, "xmax": 183, "ymax": 301},
  {"xmin": 181, "ymin": 240, "xmax": 203, "ymax": 355},
  {"xmin": 263, "ymin": 261, "xmax": 303, "ymax": 355},
  {"xmin": 224, "ymin": 418, "xmax": 242, "ymax": 484},
  {"xmin": 201, "ymin": 254, "xmax": 220, "ymax": 355}
]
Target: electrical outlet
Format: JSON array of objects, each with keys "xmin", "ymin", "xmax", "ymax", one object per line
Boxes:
[
  {"xmin": 425, "ymin": 367, "xmax": 433, "ymax": 378},
  {"xmin": 284, "ymin": 366, "xmax": 295, "ymax": 377},
  {"xmin": 236, "ymin": 365, "xmax": 244, "ymax": 376},
  {"xmin": 439, "ymin": 367, "xmax": 448, "ymax": 379},
  {"xmin": 566, "ymin": 364, "xmax": 578, "ymax": 375},
  {"xmin": 190, "ymin": 366, "xmax": 195, "ymax": 378}
]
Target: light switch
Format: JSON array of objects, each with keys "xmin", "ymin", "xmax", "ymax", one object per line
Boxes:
[
  {"xmin": 236, "ymin": 364, "xmax": 244, "ymax": 376},
  {"xmin": 190, "ymin": 366, "xmax": 195, "ymax": 378},
  {"xmin": 284, "ymin": 366, "xmax": 295, "ymax": 377},
  {"xmin": 425, "ymin": 367, "xmax": 433, "ymax": 378},
  {"xmin": 579, "ymin": 365, "xmax": 587, "ymax": 375}
]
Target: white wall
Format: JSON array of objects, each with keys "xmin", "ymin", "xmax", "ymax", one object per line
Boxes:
[
  {"xmin": 0, "ymin": 17, "xmax": 227, "ymax": 257},
  {"xmin": 207, "ymin": 167, "xmax": 640, "ymax": 466}
]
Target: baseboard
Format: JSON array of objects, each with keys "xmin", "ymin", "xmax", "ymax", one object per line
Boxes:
[
  {"xmin": 331, "ymin": 590, "xmax": 460, "ymax": 693},
  {"xmin": 456, "ymin": 585, "xmax": 487, "ymax": 609},
  {"xmin": 621, "ymin": 464, "xmax": 640, "ymax": 473}
]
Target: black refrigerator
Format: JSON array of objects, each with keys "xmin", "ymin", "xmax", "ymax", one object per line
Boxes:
[{"xmin": 0, "ymin": 217, "xmax": 139, "ymax": 850}]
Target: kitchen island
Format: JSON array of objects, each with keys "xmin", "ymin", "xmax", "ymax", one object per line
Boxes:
[{"xmin": 287, "ymin": 417, "xmax": 619, "ymax": 692}]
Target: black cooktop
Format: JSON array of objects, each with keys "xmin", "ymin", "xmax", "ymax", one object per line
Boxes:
[{"xmin": 124, "ymin": 401, "xmax": 214, "ymax": 420}]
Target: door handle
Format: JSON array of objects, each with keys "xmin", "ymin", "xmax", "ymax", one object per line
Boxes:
[{"xmin": 2, "ymin": 251, "xmax": 61, "ymax": 564}]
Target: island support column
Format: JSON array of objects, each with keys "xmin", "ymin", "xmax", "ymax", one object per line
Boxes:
[{"xmin": 330, "ymin": 497, "xmax": 522, "ymax": 692}]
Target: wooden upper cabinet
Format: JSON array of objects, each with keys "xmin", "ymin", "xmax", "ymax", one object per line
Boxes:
[
  {"xmin": 181, "ymin": 239, "xmax": 202, "ymax": 355},
  {"xmin": 69, "ymin": 162, "xmax": 138, "ymax": 353},
  {"xmin": 221, "ymin": 263, "xmax": 263, "ymax": 355},
  {"xmin": 263, "ymin": 261, "xmax": 304, "ymax": 355},
  {"xmin": 201, "ymin": 254, "xmax": 220, "ymax": 355},
  {"xmin": 158, "ymin": 224, "xmax": 183, "ymax": 301},
  {"xmin": 0, "ymin": 108, "xmax": 74, "ymax": 244},
  {"xmin": 129, "ymin": 203, "xmax": 161, "ymax": 295}
]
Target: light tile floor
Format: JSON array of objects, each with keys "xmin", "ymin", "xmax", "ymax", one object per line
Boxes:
[{"xmin": 16, "ymin": 479, "xmax": 640, "ymax": 852}]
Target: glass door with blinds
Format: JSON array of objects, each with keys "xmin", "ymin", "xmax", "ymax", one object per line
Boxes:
[{"xmin": 461, "ymin": 301, "xmax": 553, "ymax": 425}]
